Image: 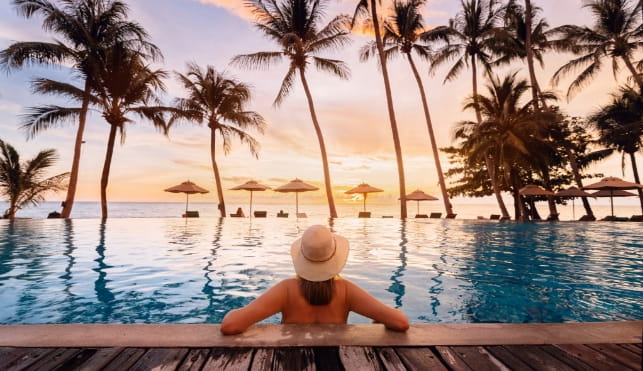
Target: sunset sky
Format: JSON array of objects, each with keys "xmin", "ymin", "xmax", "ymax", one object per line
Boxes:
[{"xmin": 0, "ymin": 0, "xmax": 641, "ymax": 207}]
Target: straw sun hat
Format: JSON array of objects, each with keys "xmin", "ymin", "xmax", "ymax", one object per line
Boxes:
[{"xmin": 290, "ymin": 225, "xmax": 349, "ymax": 282}]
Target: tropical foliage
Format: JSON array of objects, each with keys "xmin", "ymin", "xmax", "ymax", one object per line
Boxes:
[
  {"xmin": 173, "ymin": 63, "xmax": 266, "ymax": 218},
  {"xmin": 0, "ymin": 139, "xmax": 69, "ymax": 219}
]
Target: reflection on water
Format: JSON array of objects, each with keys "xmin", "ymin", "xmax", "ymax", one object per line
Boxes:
[{"xmin": 0, "ymin": 217, "xmax": 641, "ymax": 324}]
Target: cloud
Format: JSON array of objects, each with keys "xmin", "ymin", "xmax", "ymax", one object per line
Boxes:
[{"xmin": 195, "ymin": 0, "xmax": 255, "ymax": 20}]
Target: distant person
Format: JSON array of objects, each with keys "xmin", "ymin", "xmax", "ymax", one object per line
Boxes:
[
  {"xmin": 235, "ymin": 207, "xmax": 244, "ymax": 217},
  {"xmin": 220, "ymin": 225, "xmax": 409, "ymax": 334}
]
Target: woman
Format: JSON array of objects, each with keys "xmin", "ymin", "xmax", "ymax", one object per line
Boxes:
[{"xmin": 220, "ymin": 225, "xmax": 409, "ymax": 334}]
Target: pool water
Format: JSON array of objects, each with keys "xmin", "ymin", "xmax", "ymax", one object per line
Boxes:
[{"xmin": 0, "ymin": 218, "xmax": 641, "ymax": 324}]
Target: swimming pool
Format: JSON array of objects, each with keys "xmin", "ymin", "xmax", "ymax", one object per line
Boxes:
[{"xmin": 0, "ymin": 217, "xmax": 641, "ymax": 324}]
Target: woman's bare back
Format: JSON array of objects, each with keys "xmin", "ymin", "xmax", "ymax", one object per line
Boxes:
[{"xmin": 281, "ymin": 278, "xmax": 349, "ymax": 324}]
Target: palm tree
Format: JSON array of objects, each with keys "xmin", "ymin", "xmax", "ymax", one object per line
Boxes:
[
  {"xmin": 455, "ymin": 72, "xmax": 557, "ymax": 220},
  {"xmin": 0, "ymin": 139, "xmax": 69, "ymax": 219},
  {"xmin": 22, "ymin": 45, "xmax": 172, "ymax": 219},
  {"xmin": 549, "ymin": 0, "xmax": 643, "ymax": 99},
  {"xmin": 360, "ymin": 0, "xmax": 453, "ymax": 216},
  {"xmin": 173, "ymin": 63, "xmax": 266, "ymax": 218},
  {"xmin": 589, "ymin": 85, "xmax": 643, "ymax": 212},
  {"xmin": 0, "ymin": 0, "xmax": 160, "ymax": 218},
  {"xmin": 352, "ymin": 0, "xmax": 408, "ymax": 218},
  {"xmin": 429, "ymin": 0, "xmax": 510, "ymax": 219},
  {"xmin": 232, "ymin": 0, "xmax": 351, "ymax": 219}
]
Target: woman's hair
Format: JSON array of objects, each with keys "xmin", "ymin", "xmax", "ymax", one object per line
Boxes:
[{"xmin": 299, "ymin": 277, "xmax": 334, "ymax": 305}]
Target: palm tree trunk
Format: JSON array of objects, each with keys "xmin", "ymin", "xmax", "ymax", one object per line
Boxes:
[
  {"xmin": 210, "ymin": 127, "xmax": 226, "ymax": 218},
  {"xmin": 567, "ymin": 148, "xmax": 595, "ymax": 219},
  {"xmin": 406, "ymin": 53, "xmax": 453, "ymax": 216},
  {"xmin": 524, "ymin": 0, "xmax": 540, "ymax": 110},
  {"xmin": 622, "ymin": 55, "xmax": 643, "ymax": 89},
  {"xmin": 370, "ymin": 0, "xmax": 407, "ymax": 219},
  {"xmin": 100, "ymin": 123, "xmax": 118, "ymax": 220},
  {"xmin": 629, "ymin": 151, "xmax": 643, "ymax": 213},
  {"xmin": 298, "ymin": 66, "xmax": 337, "ymax": 218},
  {"xmin": 61, "ymin": 80, "xmax": 91, "ymax": 218},
  {"xmin": 472, "ymin": 55, "xmax": 510, "ymax": 219},
  {"xmin": 541, "ymin": 169, "xmax": 559, "ymax": 220}
]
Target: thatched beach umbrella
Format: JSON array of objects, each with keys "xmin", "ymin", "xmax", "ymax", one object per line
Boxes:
[
  {"xmin": 404, "ymin": 189, "xmax": 438, "ymax": 215},
  {"xmin": 230, "ymin": 180, "xmax": 270, "ymax": 216},
  {"xmin": 554, "ymin": 186, "xmax": 594, "ymax": 219},
  {"xmin": 274, "ymin": 178, "xmax": 319, "ymax": 216},
  {"xmin": 164, "ymin": 180, "xmax": 209, "ymax": 215},
  {"xmin": 345, "ymin": 183, "xmax": 383, "ymax": 212},
  {"xmin": 519, "ymin": 184, "xmax": 554, "ymax": 196},
  {"xmin": 584, "ymin": 177, "xmax": 643, "ymax": 217}
]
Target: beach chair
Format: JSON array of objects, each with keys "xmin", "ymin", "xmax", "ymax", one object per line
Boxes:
[
  {"xmin": 182, "ymin": 211, "xmax": 199, "ymax": 218},
  {"xmin": 630, "ymin": 215, "xmax": 643, "ymax": 222},
  {"xmin": 429, "ymin": 212, "xmax": 442, "ymax": 219},
  {"xmin": 415, "ymin": 214, "xmax": 428, "ymax": 218},
  {"xmin": 489, "ymin": 214, "xmax": 501, "ymax": 220},
  {"xmin": 381, "ymin": 215, "xmax": 394, "ymax": 218},
  {"xmin": 446, "ymin": 213, "xmax": 457, "ymax": 219},
  {"xmin": 358, "ymin": 211, "xmax": 371, "ymax": 218},
  {"xmin": 296, "ymin": 213, "xmax": 307, "ymax": 218},
  {"xmin": 254, "ymin": 211, "xmax": 267, "ymax": 218},
  {"xmin": 277, "ymin": 211, "xmax": 289, "ymax": 218}
]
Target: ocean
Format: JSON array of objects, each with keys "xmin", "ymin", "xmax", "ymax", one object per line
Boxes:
[{"xmin": 2, "ymin": 200, "xmax": 641, "ymax": 221}]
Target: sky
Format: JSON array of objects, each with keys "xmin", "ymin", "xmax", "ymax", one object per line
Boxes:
[{"xmin": 0, "ymin": 0, "xmax": 641, "ymax": 208}]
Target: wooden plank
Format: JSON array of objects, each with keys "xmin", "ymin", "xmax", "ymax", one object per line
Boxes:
[
  {"xmin": 619, "ymin": 343, "xmax": 643, "ymax": 355},
  {"xmin": 273, "ymin": 347, "xmax": 315, "ymax": 371},
  {"xmin": 339, "ymin": 346, "xmax": 384, "ymax": 371},
  {"xmin": 129, "ymin": 348, "xmax": 189, "ymax": 371},
  {"xmin": 77, "ymin": 348, "xmax": 126, "ymax": 371},
  {"xmin": 555, "ymin": 343, "xmax": 634, "ymax": 370},
  {"xmin": 586, "ymin": 343, "xmax": 642, "ymax": 370},
  {"xmin": 538, "ymin": 345, "xmax": 595, "ymax": 371},
  {"xmin": 0, "ymin": 348, "xmax": 47, "ymax": 369},
  {"xmin": 504, "ymin": 345, "xmax": 576, "ymax": 371},
  {"xmin": 202, "ymin": 348, "xmax": 253, "ymax": 371},
  {"xmin": 250, "ymin": 348, "xmax": 274, "ymax": 370},
  {"xmin": 23, "ymin": 347, "xmax": 81, "ymax": 371},
  {"xmin": 101, "ymin": 347, "xmax": 146, "ymax": 371},
  {"xmin": 449, "ymin": 346, "xmax": 509, "ymax": 371},
  {"xmin": 375, "ymin": 347, "xmax": 406, "ymax": 371},
  {"xmin": 53, "ymin": 348, "xmax": 99, "ymax": 370},
  {"xmin": 312, "ymin": 347, "xmax": 342, "ymax": 371},
  {"xmin": 395, "ymin": 347, "xmax": 448, "ymax": 371},
  {"xmin": 435, "ymin": 346, "xmax": 473, "ymax": 371},
  {"xmin": 484, "ymin": 346, "xmax": 533, "ymax": 370},
  {"xmin": 4, "ymin": 348, "xmax": 55, "ymax": 371},
  {"xmin": 177, "ymin": 348, "xmax": 211, "ymax": 371}
]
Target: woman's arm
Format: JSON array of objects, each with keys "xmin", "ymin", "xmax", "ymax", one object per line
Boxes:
[
  {"xmin": 345, "ymin": 280, "xmax": 410, "ymax": 331},
  {"xmin": 220, "ymin": 280, "xmax": 288, "ymax": 335}
]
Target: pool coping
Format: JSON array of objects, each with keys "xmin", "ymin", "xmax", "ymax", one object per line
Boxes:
[{"xmin": 0, "ymin": 321, "xmax": 640, "ymax": 348}]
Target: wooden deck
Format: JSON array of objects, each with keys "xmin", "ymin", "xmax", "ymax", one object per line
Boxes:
[{"xmin": 1, "ymin": 343, "xmax": 641, "ymax": 370}]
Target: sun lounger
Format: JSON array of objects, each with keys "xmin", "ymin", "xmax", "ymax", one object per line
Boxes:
[
  {"xmin": 277, "ymin": 212, "xmax": 288, "ymax": 218},
  {"xmin": 429, "ymin": 212, "xmax": 442, "ymax": 219},
  {"xmin": 630, "ymin": 215, "xmax": 643, "ymax": 222},
  {"xmin": 358, "ymin": 212, "xmax": 371, "ymax": 218},
  {"xmin": 296, "ymin": 212, "xmax": 307, "ymax": 218},
  {"xmin": 253, "ymin": 211, "xmax": 267, "ymax": 218},
  {"xmin": 578, "ymin": 215, "xmax": 595, "ymax": 221},
  {"xmin": 381, "ymin": 215, "xmax": 394, "ymax": 218},
  {"xmin": 182, "ymin": 211, "xmax": 199, "ymax": 218},
  {"xmin": 415, "ymin": 214, "xmax": 428, "ymax": 218},
  {"xmin": 489, "ymin": 214, "xmax": 500, "ymax": 220},
  {"xmin": 446, "ymin": 213, "xmax": 457, "ymax": 219}
]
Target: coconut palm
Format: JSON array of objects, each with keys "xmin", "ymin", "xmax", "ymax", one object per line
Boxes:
[
  {"xmin": 428, "ymin": 0, "xmax": 510, "ymax": 219},
  {"xmin": 352, "ymin": 0, "xmax": 408, "ymax": 218},
  {"xmin": 0, "ymin": 0, "xmax": 160, "ymax": 219},
  {"xmin": 455, "ymin": 73, "xmax": 557, "ymax": 220},
  {"xmin": 589, "ymin": 85, "xmax": 643, "ymax": 212},
  {"xmin": 549, "ymin": 0, "xmax": 643, "ymax": 99},
  {"xmin": 173, "ymin": 63, "xmax": 266, "ymax": 218},
  {"xmin": 360, "ymin": 0, "xmax": 453, "ymax": 216},
  {"xmin": 22, "ymin": 45, "xmax": 172, "ymax": 219},
  {"xmin": 232, "ymin": 0, "xmax": 351, "ymax": 219},
  {"xmin": 0, "ymin": 139, "xmax": 69, "ymax": 219}
]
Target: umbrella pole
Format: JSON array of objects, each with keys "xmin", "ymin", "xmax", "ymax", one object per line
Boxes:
[
  {"xmin": 185, "ymin": 193, "xmax": 189, "ymax": 215},
  {"xmin": 296, "ymin": 192, "xmax": 299, "ymax": 215},
  {"xmin": 250, "ymin": 191, "xmax": 253, "ymax": 217},
  {"xmin": 610, "ymin": 189, "xmax": 614, "ymax": 217},
  {"xmin": 572, "ymin": 199, "xmax": 575, "ymax": 220},
  {"xmin": 363, "ymin": 193, "xmax": 367, "ymax": 212},
  {"xmin": 417, "ymin": 201, "xmax": 420, "ymax": 215}
]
